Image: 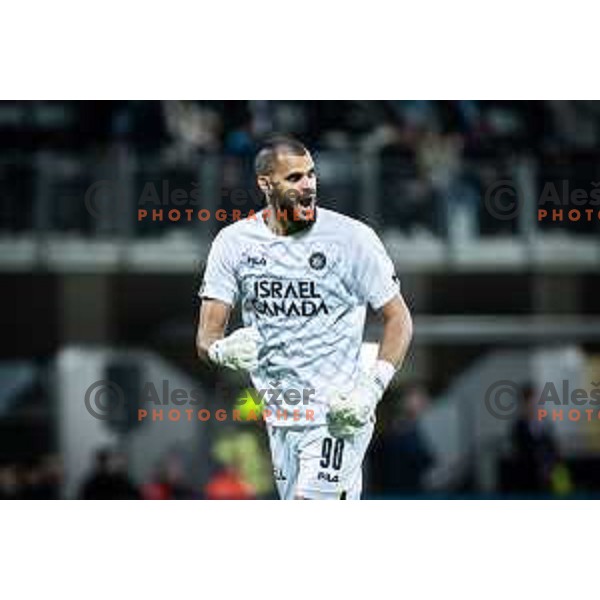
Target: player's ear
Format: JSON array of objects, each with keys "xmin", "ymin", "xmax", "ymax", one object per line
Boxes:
[{"xmin": 257, "ymin": 175, "xmax": 271, "ymax": 196}]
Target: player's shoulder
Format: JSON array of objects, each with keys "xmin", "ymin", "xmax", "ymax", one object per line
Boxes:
[
  {"xmin": 211, "ymin": 214, "xmax": 263, "ymax": 245},
  {"xmin": 318, "ymin": 208, "xmax": 380, "ymax": 242}
]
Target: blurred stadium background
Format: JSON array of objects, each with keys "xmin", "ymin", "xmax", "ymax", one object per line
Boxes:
[{"xmin": 1, "ymin": 100, "xmax": 600, "ymax": 499}]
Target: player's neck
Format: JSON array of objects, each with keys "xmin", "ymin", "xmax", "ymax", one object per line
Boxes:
[{"xmin": 263, "ymin": 207, "xmax": 317, "ymax": 237}]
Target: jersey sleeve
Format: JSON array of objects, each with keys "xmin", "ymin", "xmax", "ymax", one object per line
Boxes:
[
  {"xmin": 351, "ymin": 225, "xmax": 400, "ymax": 310},
  {"xmin": 199, "ymin": 230, "xmax": 238, "ymax": 306}
]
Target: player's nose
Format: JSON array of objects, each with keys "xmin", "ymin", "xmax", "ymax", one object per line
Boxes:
[{"xmin": 300, "ymin": 176, "xmax": 315, "ymax": 194}]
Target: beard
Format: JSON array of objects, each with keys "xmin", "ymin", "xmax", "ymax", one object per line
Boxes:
[{"xmin": 272, "ymin": 189, "xmax": 317, "ymax": 223}]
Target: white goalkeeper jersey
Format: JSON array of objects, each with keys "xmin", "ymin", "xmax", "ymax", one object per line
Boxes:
[{"xmin": 200, "ymin": 208, "xmax": 400, "ymax": 427}]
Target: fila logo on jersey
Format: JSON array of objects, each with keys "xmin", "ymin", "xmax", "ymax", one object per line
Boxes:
[
  {"xmin": 248, "ymin": 256, "xmax": 266, "ymax": 267},
  {"xmin": 317, "ymin": 472, "xmax": 339, "ymax": 483},
  {"xmin": 309, "ymin": 252, "xmax": 326, "ymax": 270}
]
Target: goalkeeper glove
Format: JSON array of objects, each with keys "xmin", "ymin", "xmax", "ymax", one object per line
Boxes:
[
  {"xmin": 327, "ymin": 360, "xmax": 395, "ymax": 439},
  {"xmin": 208, "ymin": 327, "xmax": 260, "ymax": 372}
]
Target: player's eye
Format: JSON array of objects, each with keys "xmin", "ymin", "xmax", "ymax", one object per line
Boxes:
[{"xmin": 286, "ymin": 174, "xmax": 302, "ymax": 182}]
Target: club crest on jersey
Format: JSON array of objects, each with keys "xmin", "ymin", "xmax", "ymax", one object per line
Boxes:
[{"xmin": 309, "ymin": 252, "xmax": 326, "ymax": 270}]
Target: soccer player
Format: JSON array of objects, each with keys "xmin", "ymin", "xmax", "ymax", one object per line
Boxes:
[{"xmin": 197, "ymin": 136, "xmax": 413, "ymax": 500}]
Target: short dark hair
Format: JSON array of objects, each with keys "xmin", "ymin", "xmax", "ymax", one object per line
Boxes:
[{"xmin": 254, "ymin": 135, "xmax": 308, "ymax": 176}]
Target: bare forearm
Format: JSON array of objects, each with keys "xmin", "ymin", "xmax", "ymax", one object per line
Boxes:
[
  {"xmin": 378, "ymin": 297, "xmax": 413, "ymax": 368},
  {"xmin": 196, "ymin": 299, "xmax": 231, "ymax": 363}
]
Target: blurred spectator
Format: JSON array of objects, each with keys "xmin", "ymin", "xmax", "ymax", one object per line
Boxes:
[
  {"xmin": 211, "ymin": 429, "xmax": 273, "ymax": 497},
  {"xmin": 79, "ymin": 448, "xmax": 140, "ymax": 500},
  {"xmin": 204, "ymin": 463, "xmax": 256, "ymax": 500},
  {"xmin": 370, "ymin": 384, "xmax": 435, "ymax": 497},
  {"xmin": 38, "ymin": 454, "xmax": 64, "ymax": 499},
  {"xmin": 109, "ymin": 101, "xmax": 165, "ymax": 147},
  {"xmin": 22, "ymin": 462, "xmax": 46, "ymax": 499},
  {"xmin": 418, "ymin": 131, "xmax": 480, "ymax": 239},
  {"xmin": 510, "ymin": 384, "xmax": 559, "ymax": 494},
  {"xmin": 547, "ymin": 101, "xmax": 600, "ymax": 151},
  {"xmin": 477, "ymin": 161, "xmax": 518, "ymax": 236},
  {"xmin": 141, "ymin": 452, "xmax": 195, "ymax": 500},
  {"xmin": 0, "ymin": 458, "xmax": 63, "ymax": 500},
  {"xmin": 0, "ymin": 464, "xmax": 20, "ymax": 500},
  {"xmin": 388, "ymin": 100, "xmax": 442, "ymax": 137},
  {"xmin": 162, "ymin": 101, "xmax": 222, "ymax": 166},
  {"xmin": 0, "ymin": 160, "xmax": 34, "ymax": 232}
]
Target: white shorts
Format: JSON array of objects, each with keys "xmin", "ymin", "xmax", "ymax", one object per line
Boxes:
[{"xmin": 266, "ymin": 422, "xmax": 374, "ymax": 500}]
